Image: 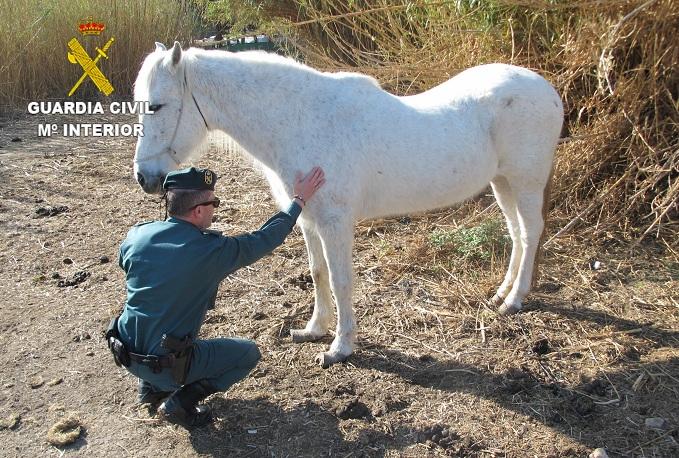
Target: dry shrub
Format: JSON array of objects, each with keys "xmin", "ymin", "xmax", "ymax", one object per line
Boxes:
[{"xmin": 256, "ymin": 0, "xmax": 678, "ymax": 244}]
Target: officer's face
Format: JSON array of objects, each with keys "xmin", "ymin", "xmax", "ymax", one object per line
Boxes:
[{"xmin": 194, "ymin": 191, "xmax": 216, "ymax": 229}]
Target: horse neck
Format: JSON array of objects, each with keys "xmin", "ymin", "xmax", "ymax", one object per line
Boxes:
[{"xmin": 187, "ymin": 51, "xmax": 312, "ymax": 168}]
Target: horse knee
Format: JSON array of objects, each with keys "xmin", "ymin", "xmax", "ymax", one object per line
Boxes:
[
  {"xmin": 310, "ymin": 264, "xmax": 328, "ymax": 283},
  {"xmin": 330, "ymin": 279, "xmax": 352, "ymax": 301},
  {"xmin": 520, "ymin": 222, "xmax": 544, "ymax": 245}
]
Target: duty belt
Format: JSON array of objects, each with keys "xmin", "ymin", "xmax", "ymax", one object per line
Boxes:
[
  {"xmin": 105, "ymin": 316, "xmax": 176, "ymax": 373},
  {"xmin": 127, "ymin": 351, "xmax": 176, "ymax": 372},
  {"xmin": 105, "ymin": 315, "xmax": 193, "ymax": 382}
]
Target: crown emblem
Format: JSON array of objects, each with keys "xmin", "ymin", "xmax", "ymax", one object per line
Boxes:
[{"xmin": 78, "ymin": 17, "xmax": 105, "ymax": 36}]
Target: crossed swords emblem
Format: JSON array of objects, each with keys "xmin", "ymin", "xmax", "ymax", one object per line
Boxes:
[{"xmin": 67, "ymin": 36, "xmax": 115, "ymax": 96}]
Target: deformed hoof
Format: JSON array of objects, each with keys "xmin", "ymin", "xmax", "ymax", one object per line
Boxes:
[
  {"xmin": 314, "ymin": 351, "xmax": 348, "ymax": 369},
  {"xmin": 497, "ymin": 302, "xmax": 522, "ymax": 316},
  {"xmin": 490, "ymin": 294, "xmax": 505, "ymax": 306},
  {"xmin": 290, "ymin": 329, "xmax": 324, "ymax": 343}
]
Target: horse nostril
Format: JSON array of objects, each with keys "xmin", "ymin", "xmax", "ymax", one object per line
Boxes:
[{"xmin": 136, "ymin": 172, "xmax": 145, "ymax": 187}]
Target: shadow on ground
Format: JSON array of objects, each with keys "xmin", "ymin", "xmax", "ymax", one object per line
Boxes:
[{"xmin": 187, "ymin": 396, "xmax": 415, "ymax": 457}]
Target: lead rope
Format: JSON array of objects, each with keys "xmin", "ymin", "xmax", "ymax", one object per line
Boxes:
[
  {"xmin": 160, "ymin": 191, "xmax": 168, "ymax": 220},
  {"xmin": 184, "ymin": 66, "xmax": 209, "ymax": 131},
  {"xmin": 138, "ymin": 63, "xmax": 208, "ymax": 167}
]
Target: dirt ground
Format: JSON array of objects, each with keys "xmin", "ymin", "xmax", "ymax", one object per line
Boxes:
[{"xmin": 0, "ymin": 111, "xmax": 677, "ymax": 457}]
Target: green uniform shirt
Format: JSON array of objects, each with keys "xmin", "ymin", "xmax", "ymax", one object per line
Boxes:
[{"xmin": 117, "ymin": 202, "xmax": 302, "ymax": 355}]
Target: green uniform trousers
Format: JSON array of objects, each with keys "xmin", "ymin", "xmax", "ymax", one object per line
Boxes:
[{"xmin": 127, "ymin": 337, "xmax": 261, "ymax": 393}]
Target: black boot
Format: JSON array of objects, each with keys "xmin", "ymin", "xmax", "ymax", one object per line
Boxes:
[
  {"xmin": 137, "ymin": 379, "xmax": 172, "ymax": 405},
  {"xmin": 158, "ymin": 380, "xmax": 218, "ymax": 428}
]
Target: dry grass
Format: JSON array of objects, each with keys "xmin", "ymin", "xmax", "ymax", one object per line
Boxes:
[
  {"xmin": 187, "ymin": 134, "xmax": 679, "ymax": 455},
  {"xmin": 0, "ymin": 117, "xmax": 677, "ymax": 456},
  {"xmin": 1, "ymin": 3, "xmax": 677, "ymax": 455},
  {"xmin": 251, "ymin": 0, "xmax": 678, "ymax": 245}
]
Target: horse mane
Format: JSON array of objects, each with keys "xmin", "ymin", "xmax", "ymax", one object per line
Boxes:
[
  {"xmin": 184, "ymin": 48, "xmax": 382, "ymax": 91},
  {"xmin": 136, "ymin": 46, "xmax": 383, "ymax": 105}
]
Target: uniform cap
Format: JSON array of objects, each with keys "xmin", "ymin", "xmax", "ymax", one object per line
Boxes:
[{"xmin": 162, "ymin": 167, "xmax": 218, "ymax": 191}]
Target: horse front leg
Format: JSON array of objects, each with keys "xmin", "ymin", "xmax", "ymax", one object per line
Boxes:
[
  {"xmin": 314, "ymin": 223, "xmax": 355, "ymax": 368},
  {"xmin": 290, "ymin": 226, "xmax": 333, "ymax": 342}
]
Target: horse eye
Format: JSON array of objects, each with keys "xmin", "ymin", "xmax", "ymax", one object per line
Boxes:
[{"xmin": 148, "ymin": 104, "xmax": 163, "ymax": 113}]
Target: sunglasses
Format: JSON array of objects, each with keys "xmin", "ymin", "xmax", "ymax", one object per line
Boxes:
[{"xmin": 192, "ymin": 197, "xmax": 220, "ymax": 209}]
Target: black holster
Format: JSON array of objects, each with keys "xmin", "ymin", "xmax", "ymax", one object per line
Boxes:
[
  {"xmin": 161, "ymin": 333, "xmax": 193, "ymax": 385},
  {"xmin": 105, "ymin": 316, "xmax": 130, "ymax": 367}
]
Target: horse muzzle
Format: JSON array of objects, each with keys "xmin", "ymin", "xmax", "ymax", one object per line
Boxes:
[{"xmin": 135, "ymin": 171, "xmax": 164, "ymax": 194}]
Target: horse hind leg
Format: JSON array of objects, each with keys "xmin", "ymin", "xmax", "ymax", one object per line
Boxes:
[
  {"xmin": 498, "ymin": 181, "xmax": 548, "ymax": 315},
  {"xmin": 490, "ymin": 176, "xmax": 522, "ymax": 308},
  {"xmin": 290, "ymin": 227, "xmax": 334, "ymax": 342}
]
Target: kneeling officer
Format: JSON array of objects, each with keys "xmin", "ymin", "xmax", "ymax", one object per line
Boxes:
[{"xmin": 107, "ymin": 165, "xmax": 325, "ymax": 428}]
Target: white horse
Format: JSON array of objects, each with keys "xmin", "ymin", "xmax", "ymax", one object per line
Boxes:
[{"xmin": 133, "ymin": 42, "xmax": 563, "ymax": 368}]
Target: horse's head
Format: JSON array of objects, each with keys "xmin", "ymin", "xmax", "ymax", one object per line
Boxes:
[{"xmin": 133, "ymin": 42, "xmax": 208, "ymax": 194}]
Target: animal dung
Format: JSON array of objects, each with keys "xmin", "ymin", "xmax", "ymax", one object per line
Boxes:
[
  {"xmin": 28, "ymin": 375, "xmax": 44, "ymax": 389},
  {"xmin": 0, "ymin": 413, "xmax": 20, "ymax": 430},
  {"xmin": 47, "ymin": 414, "xmax": 83, "ymax": 446}
]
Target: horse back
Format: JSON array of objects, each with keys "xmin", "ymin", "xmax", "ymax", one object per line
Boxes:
[{"xmin": 350, "ymin": 64, "xmax": 562, "ymax": 219}]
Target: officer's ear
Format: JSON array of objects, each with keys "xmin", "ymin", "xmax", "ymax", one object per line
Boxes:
[{"xmin": 193, "ymin": 203, "xmax": 210, "ymax": 219}]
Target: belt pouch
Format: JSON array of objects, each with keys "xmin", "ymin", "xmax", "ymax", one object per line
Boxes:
[
  {"xmin": 111, "ymin": 337, "xmax": 131, "ymax": 367},
  {"xmin": 170, "ymin": 346, "xmax": 192, "ymax": 385}
]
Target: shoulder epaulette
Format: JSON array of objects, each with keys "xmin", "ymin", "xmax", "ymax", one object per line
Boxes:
[{"xmin": 202, "ymin": 229, "xmax": 223, "ymax": 236}]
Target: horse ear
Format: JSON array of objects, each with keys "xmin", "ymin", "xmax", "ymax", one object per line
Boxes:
[
  {"xmin": 171, "ymin": 41, "xmax": 182, "ymax": 66},
  {"xmin": 155, "ymin": 42, "xmax": 167, "ymax": 52}
]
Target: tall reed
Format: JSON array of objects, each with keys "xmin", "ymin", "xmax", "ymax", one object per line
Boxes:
[{"xmin": 0, "ymin": 0, "xmax": 198, "ymax": 107}]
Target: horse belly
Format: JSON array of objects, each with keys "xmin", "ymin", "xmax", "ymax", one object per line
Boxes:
[{"xmin": 358, "ymin": 144, "xmax": 498, "ymax": 220}]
